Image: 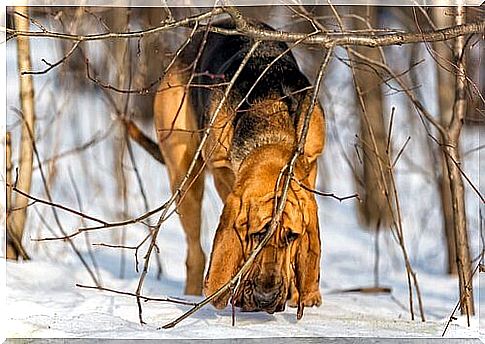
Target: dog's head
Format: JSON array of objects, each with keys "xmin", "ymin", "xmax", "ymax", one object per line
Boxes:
[{"xmin": 204, "ymin": 146, "xmax": 320, "ymax": 313}]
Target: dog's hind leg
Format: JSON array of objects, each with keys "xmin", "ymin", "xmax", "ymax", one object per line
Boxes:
[{"xmin": 154, "ymin": 68, "xmax": 206, "ymax": 295}]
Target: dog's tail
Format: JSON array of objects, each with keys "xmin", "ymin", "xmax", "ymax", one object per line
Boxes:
[{"xmin": 121, "ymin": 118, "xmax": 165, "ymax": 165}]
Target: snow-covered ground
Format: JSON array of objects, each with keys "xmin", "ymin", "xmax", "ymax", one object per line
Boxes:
[
  {"xmin": 4, "ymin": 258, "xmax": 480, "ymax": 339},
  {"xmin": 2, "ymin": 9, "xmax": 484, "ymax": 340}
]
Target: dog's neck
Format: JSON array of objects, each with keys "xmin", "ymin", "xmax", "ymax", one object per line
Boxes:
[{"xmin": 230, "ymin": 98, "xmax": 297, "ymax": 172}]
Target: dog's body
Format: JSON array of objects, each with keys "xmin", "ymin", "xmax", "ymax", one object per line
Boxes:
[{"xmin": 154, "ymin": 20, "xmax": 325, "ymax": 314}]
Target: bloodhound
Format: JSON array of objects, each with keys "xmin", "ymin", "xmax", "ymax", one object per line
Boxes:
[{"xmin": 154, "ymin": 19, "xmax": 325, "ymax": 314}]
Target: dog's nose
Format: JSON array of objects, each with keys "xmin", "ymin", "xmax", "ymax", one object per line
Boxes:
[{"xmin": 253, "ymin": 287, "xmax": 280, "ymax": 307}]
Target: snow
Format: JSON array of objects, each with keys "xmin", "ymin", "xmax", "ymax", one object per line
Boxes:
[
  {"xmin": 2, "ymin": 10, "xmax": 484, "ymax": 340},
  {"xmin": 4, "ymin": 258, "xmax": 481, "ymax": 338}
]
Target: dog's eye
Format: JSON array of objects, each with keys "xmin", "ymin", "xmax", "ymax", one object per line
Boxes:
[
  {"xmin": 251, "ymin": 230, "xmax": 268, "ymax": 242},
  {"xmin": 251, "ymin": 224, "xmax": 271, "ymax": 242},
  {"xmin": 284, "ymin": 230, "xmax": 299, "ymax": 244}
]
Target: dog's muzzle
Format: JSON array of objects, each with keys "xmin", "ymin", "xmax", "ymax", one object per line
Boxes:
[
  {"xmin": 253, "ymin": 286, "xmax": 280, "ymax": 308},
  {"xmin": 236, "ymin": 279, "xmax": 287, "ymax": 313}
]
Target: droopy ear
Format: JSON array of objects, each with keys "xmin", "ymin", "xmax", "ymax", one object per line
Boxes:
[
  {"xmin": 204, "ymin": 193, "xmax": 246, "ymax": 309},
  {"xmin": 295, "ymin": 197, "xmax": 322, "ymax": 318}
]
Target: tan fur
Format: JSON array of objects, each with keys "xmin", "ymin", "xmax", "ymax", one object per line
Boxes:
[{"xmin": 154, "ymin": 64, "xmax": 325, "ymax": 310}]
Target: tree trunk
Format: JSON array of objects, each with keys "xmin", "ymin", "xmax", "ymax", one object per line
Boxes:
[
  {"xmin": 432, "ymin": 7, "xmax": 458, "ymax": 275},
  {"xmin": 6, "ymin": 132, "xmax": 12, "ymax": 214},
  {"xmin": 445, "ymin": 5, "xmax": 474, "ymax": 317},
  {"xmin": 353, "ymin": 7, "xmax": 393, "ymax": 231},
  {"xmin": 8, "ymin": 6, "xmax": 36, "ymax": 261},
  {"xmin": 6, "ymin": 131, "xmax": 29, "ymax": 260},
  {"xmin": 131, "ymin": 7, "xmax": 165, "ymax": 121},
  {"xmin": 110, "ymin": 7, "xmax": 131, "ymax": 278},
  {"xmin": 464, "ymin": 7, "xmax": 484, "ymax": 124}
]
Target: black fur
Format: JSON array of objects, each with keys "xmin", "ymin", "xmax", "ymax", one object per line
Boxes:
[{"xmin": 180, "ymin": 19, "xmax": 313, "ymax": 163}]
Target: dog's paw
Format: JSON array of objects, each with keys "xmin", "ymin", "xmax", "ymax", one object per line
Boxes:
[
  {"xmin": 210, "ymin": 295, "xmax": 230, "ymax": 310},
  {"xmin": 301, "ymin": 290, "xmax": 322, "ymax": 307},
  {"xmin": 288, "ymin": 290, "xmax": 322, "ymax": 308}
]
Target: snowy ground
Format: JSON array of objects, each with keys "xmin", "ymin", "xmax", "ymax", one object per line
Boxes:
[
  {"xmin": 2, "ymin": 9, "xmax": 484, "ymax": 340},
  {"xmin": 3, "ymin": 258, "xmax": 481, "ymax": 339}
]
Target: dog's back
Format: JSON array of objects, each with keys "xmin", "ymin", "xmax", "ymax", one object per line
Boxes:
[{"xmin": 179, "ymin": 20, "xmax": 314, "ymax": 165}]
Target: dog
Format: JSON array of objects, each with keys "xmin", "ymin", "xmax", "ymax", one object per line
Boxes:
[{"xmin": 154, "ymin": 19, "xmax": 325, "ymax": 314}]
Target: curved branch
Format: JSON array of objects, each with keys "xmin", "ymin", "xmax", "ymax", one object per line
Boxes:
[
  {"xmin": 6, "ymin": 9, "xmax": 224, "ymax": 42},
  {"xmin": 6, "ymin": 8, "xmax": 484, "ymax": 48}
]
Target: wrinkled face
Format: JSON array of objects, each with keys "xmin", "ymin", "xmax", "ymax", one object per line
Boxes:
[
  {"xmin": 204, "ymin": 167, "xmax": 318, "ymax": 314},
  {"xmin": 233, "ymin": 192, "xmax": 308, "ymax": 313}
]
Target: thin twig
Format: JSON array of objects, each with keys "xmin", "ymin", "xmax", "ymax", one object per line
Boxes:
[
  {"xmin": 442, "ymin": 260, "xmax": 482, "ymax": 336},
  {"xmin": 33, "ymin": 125, "xmax": 113, "ymax": 170},
  {"xmin": 125, "ymin": 130, "xmax": 164, "ymax": 279},
  {"xmin": 21, "ymin": 40, "xmax": 81, "ymax": 75},
  {"xmin": 76, "ymin": 284, "xmax": 197, "ymax": 306},
  {"xmin": 8, "ymin": 184, "xmax": 108, "ymax": 226},
  {"xmin": 68, "ymin": 167, "xmax": 102, "ymax": 284},
  {"xmin": 293, "ymin": 178, "xmax": 361, "ymax": 203},
  {"xmin": 18, "ymin": 110, "xmax": 101, "ymax": 287},
  {"xmin": 392, "ymin": 136, "xmax": 411, "ymax": 168},
  {"xmin": 7, "ymin": 9, "xmax": 224, "ymax": 42}
]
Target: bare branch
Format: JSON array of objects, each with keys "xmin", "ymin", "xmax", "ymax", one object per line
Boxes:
[
  {"xmin": 21, "ymin": 40, "xmax": 81, "ymax": 75},
  {"xmin": 17, "ymin": 109, "xmax": 101, "ymax": 287},
  {"xmin": 293, "ymin": 178, "xmax": 361, "ymax": 203},
  {"xmin": 8, "ymin": 183, "xmax": 108, "ymax": 226},
  {"xmin": 76, "ymin": 284, "xmax": 197, "ymax": 306},
  {"xmin": 218, "ymin": 8, "xmax": 484, "ymax": 48},
  {"xmin": 6, "ymin": 9, "xmax": 484, "ymax": 48},
  {"xmin": 7, "ymin": 9, "xmax": 224, "ymax": 42}
]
